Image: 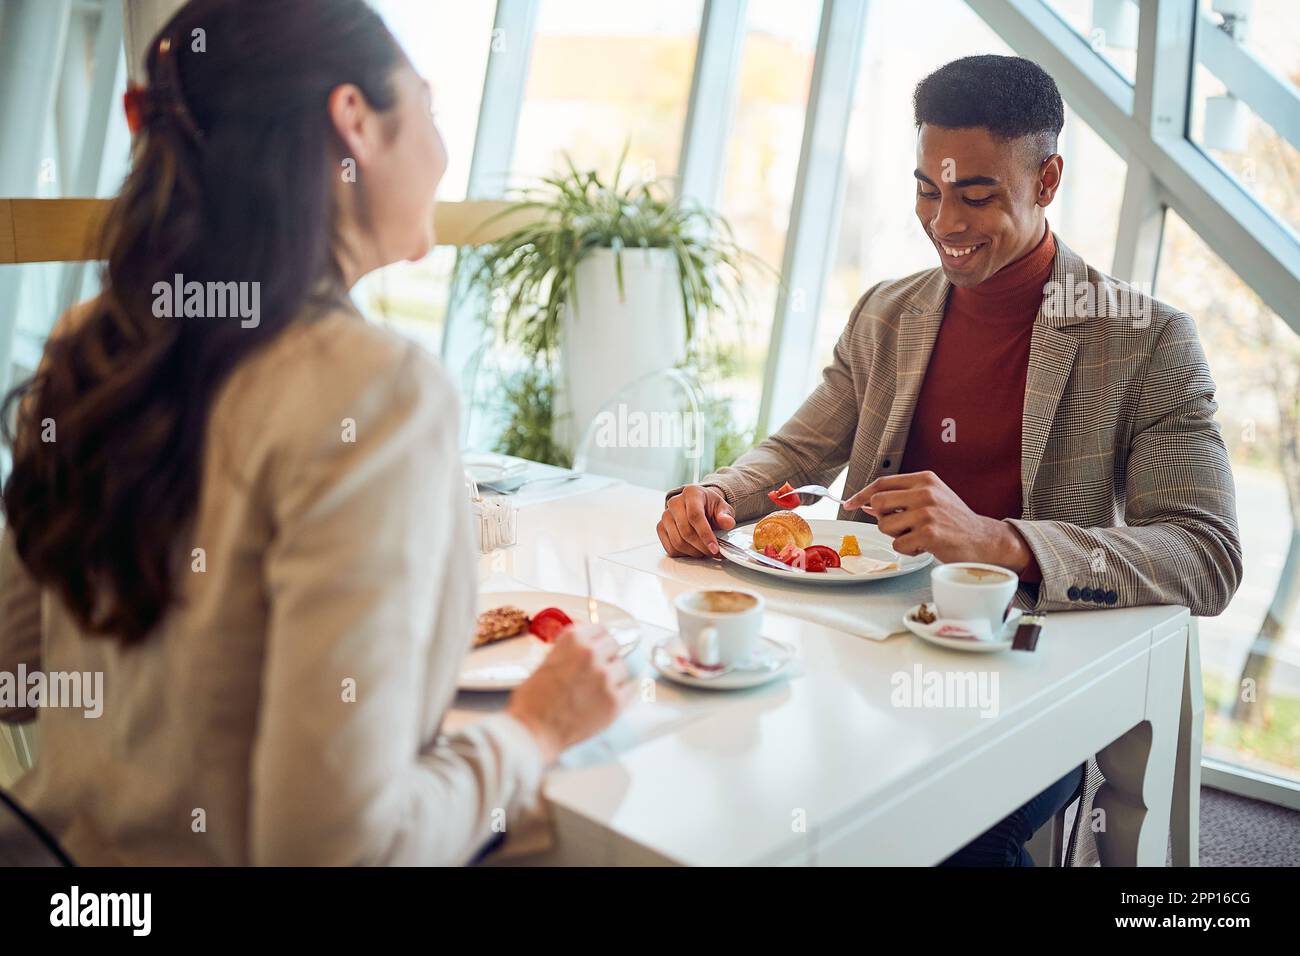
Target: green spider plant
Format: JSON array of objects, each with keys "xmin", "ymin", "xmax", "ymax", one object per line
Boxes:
[{"xmin": 463, "ymin": 150, "xmax": 767, "ymax": 362}]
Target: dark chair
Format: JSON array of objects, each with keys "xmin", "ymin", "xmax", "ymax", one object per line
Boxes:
[{"xmin": 0, "ymin": 786, "xmax": 74, "ymax": 866}]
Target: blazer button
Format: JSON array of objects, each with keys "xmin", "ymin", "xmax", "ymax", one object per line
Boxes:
[
  {"xmin": 1094, "ymin": 591, "xmax": 1107, "ymax": 603},
  {"xmin": 1067, "ymin": 586, "xmax": 1080, "ymax": 601},
  {"xmin": 1105, "ymin": 591, "xmax": 1118, "ymax": 605},
  {"xmin": 882, "ymin": 458, "xmax": 891, "ymax": 468},
  {"xmin": 1081, "ymin": 587, "xmax": 1093, "ymax": 601}
]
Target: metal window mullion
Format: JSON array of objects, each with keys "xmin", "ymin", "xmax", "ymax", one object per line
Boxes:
[
  {"xmin": 756, "ymin": 0, "xmax": 870, "ymax": 436},
  {"xmin": 1111, "ymin": 161, "xmax": 1165, "ymax": 285},
  {"xmin": 440, "ymin": 0, "xmax": 539, "ymax": 447},
  {"xmin": 1136, "ymin": 0, "xmax": 1194, "ymax": 143},
  {"xmin": 676, "ymin": 0, "xmax": 747, "ymax": 207},
  {"xmin": 59, "ymin": 0, "xmax": 125, "ymax": 315}
]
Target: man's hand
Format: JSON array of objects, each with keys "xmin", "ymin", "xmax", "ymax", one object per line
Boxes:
[
  {"xmin": 657, "ymin": 485, "xmax": 736, "ymax": 558},
  {"xmin": 843, "ymin": 470, "xmax": 1033, "ymax": 571}
]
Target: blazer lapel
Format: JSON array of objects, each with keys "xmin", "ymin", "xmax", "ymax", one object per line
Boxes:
[
  {"xmin": 1020, "ymin": 236, "xmax": 1091, "ymax": 514},
  {"xmin": 1020, "ymin": 325, "xmax": 1079, "ymax": 511}
]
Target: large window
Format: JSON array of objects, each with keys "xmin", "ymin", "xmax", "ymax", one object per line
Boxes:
[
  {"xmin": 1, "ymin": 1, "xmax": 131, "ymax": 394},
  {"xmin": 352, "ymin": 1, "xmax": 498, "ymax": 351},
  {"xmin": 1189, "ymin": 0, "xmax": 1300, "ymax": 238},
  {"xmin": 1158, "ymin": 209, "xmax": 1300, "ymax": 781},
  {"xmin": 509, "ymin": 0, "xmax": 702, "ymax": 186},
  {"xmin": 710, "ymin": 0, "xmax": 822, "ymax": 430}
]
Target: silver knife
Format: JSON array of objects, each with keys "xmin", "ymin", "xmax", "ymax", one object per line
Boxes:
[{"xmin": 716, "ymin": 536, "xmax": 807, "ymax": 573}]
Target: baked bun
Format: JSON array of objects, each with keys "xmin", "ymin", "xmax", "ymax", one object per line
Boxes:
[{"xmin": 752, "ymin": 512, "xmax": 813, "ymax": 551}]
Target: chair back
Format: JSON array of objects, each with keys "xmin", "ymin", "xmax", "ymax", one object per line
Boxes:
[{"xmin": 573, "ymin": 367, "xmax": 713, "ymax": 491}]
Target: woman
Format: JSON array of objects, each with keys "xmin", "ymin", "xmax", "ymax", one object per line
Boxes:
[{"xmin": 0, "ymin": 0, "xmax": 630, "ymax": 865}]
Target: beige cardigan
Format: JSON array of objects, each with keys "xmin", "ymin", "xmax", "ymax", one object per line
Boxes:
[{"xmin": 0, "ymin": 302, "xmax": 545, "ymax": 865}]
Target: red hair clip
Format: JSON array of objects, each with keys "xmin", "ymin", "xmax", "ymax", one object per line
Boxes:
[{"xmin": 123, "ymin": 84, "xmax": 148, "ymax": 135}]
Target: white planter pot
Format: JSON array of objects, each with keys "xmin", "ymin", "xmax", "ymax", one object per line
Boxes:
[{"xmin": 555, "ymin": 247, "xmax": 686, "ymax": 454}]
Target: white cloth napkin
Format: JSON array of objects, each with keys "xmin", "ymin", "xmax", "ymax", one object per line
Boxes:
[{"xmin": 602, "ymin": 542, "xmax": 934, "ymax": 640}]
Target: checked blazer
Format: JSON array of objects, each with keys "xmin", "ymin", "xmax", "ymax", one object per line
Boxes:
[{"xmin": 691, "ymin": 234, "xmax": 1242, "ymax": 865}]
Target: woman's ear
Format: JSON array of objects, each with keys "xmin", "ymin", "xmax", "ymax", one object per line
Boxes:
[{"xmin": 328, "ymin": 83, "xmax": 374, "ymax": 164}]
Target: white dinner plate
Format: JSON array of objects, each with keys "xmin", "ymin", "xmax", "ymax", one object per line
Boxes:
[
  {"xmin": 460, "ymin": 591, "xmax": 640, "ymax": 691},
  {"xmin": 902, "ymin": 604, "xmax": 1023, "ymax": 652},
  {"xmin": 719, "ymin": 518, "xmax": 933, "ymax": 585}
]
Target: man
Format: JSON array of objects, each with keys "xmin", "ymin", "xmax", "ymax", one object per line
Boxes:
[{"xmin": 657, "ymin": 55, "xmax": 1241, "ymax": 865}]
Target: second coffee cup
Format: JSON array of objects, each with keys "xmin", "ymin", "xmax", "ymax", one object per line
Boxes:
[{"xmin": 673, "ymin": 588, "xmax": 764, "ymax": 666}]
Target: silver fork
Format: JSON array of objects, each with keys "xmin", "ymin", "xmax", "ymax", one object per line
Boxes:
[{"xmin": 786, "ymin": 484, "xmax": 852, "ymax": 506}]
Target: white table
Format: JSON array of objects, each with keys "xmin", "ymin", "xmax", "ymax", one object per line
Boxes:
[{"xmin": 449, "ymin": 482, "xmax": 1202, "ymax": 866}]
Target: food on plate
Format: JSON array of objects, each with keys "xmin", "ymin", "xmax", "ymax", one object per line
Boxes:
[
  {"xmin": 839, "ymin": 555, "xmax": 900, "ymax": 575},
  {"xmin": 475, "ymin": 605, "xmax": 530, "ymax": 646},
  {"xmin": 838, "ymin": 534, "xmax": 861, "ymax": 557},
  {"xmin": 764, "ymin": 542, "xmax": 805, "ymax": 568},
  {"xmin": 767, "ymin": 481, "xmax": 801, "ymax": 510},
  {"xmin": 802, "ymin": 544, "xmax": 841, "ymax": 573},
  {"xmin": 752, "ymin": 511, "xmax": 813, "ymax": 552},
  {"xmin": 474, "ymin": 604, "xmax": 574, "ymax": 646},
  {"xmin": 756, "ymin": 541, "xmax": 840, "ymax": 573},
  {"xmin": 912, "ymin": 603, "xmax": 937, "ymax": 624},
  {"xmin": 527, "ymin": 606, "xmax": 573, "ymax": 643}
]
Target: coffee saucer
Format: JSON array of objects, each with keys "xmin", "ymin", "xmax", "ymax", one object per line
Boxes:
[
  {"xmin": 902, "ymin": 604, "xmax": 1023, "ymax": 652},
  {"xmin": 649, "ymin": 636, "xmax": 796, "ymax": 690}
]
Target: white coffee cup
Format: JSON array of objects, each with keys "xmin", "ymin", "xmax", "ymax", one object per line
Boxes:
[
  {"xmin": 931, "ymin": 563, "xmax": 1018, "ymax": 638},
  {"xmin": 673, "ymin": 588, "xmax": 764, "ymax": 666}
]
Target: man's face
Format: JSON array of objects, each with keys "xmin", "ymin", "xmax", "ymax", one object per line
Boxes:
[{"xmin": 914, "ymin": 124, "xmax": 1062, "ymax": 288}]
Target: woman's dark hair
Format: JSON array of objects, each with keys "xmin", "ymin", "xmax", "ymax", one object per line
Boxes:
[{"xmin": 1, "ymin": 0, "xmax": 406, "ymax": 642}]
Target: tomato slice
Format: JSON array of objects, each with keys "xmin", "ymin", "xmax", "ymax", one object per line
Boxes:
[
  {"xmin": 804, "ymin": 551, "xmax": 827, "ymax": 573},
  {"xmin": 528, "ymin": 607, "xmax": 573, "ymax": 643},
  {"xmin": 767, "ymin": 482, "xmax": 801, "ymax": 510},
  {"xmin": 803, "ymin": 545, "xmax": 841, "ymax": 569}
]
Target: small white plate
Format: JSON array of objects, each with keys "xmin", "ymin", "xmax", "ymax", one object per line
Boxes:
[
  {"xmin": 460, "ymin": 591, "xmax": 639, "ymax": 691},
  {"xmin": 902, "ymin": 604, "xmax": 1024, "ymax": 652},
  {"xmin": 649, "ymin": 635, "xmax": 795, "ymax": 690},
  {"xmin": 463, "ymin": 453, "xmax": 529, "ymax": 492},
  {"xmin": 719, "ymin": 518, "xmax": 932, "ymax": 585}
]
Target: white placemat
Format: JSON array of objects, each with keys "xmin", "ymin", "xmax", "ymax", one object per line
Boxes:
[{"xmin": 602, "ymin": 541, "xmax": 933, "ymax": 640}]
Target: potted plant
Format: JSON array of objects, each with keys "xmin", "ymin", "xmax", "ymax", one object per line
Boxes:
[{"xmin": 464, "ymin": 152, "xmax": 764, "ymax": 462}]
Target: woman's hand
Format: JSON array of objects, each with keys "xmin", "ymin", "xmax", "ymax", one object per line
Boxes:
[{"xmin": 507, "ymin": 623, "xmax": 633, "ymax": 763}]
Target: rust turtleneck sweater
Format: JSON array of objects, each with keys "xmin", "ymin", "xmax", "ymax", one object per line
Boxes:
[{"xmin": 900, "ymin": 225, "xmax": 1055, "ymax": 576}]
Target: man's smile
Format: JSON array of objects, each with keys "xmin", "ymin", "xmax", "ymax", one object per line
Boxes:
[{"xmin": 934, "ymin": 237, "xmax": 988, "ymax": 269}]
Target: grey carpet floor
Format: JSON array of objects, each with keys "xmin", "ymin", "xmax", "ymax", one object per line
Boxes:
[{"xmin": 1168, "ymin": 786, "xmax": 1300, "ymax": 866}]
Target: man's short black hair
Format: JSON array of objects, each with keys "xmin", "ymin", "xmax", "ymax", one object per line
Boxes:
[{"xmin": 913, "ymin": 55, "xmax": 1064, "ymax": 165}]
